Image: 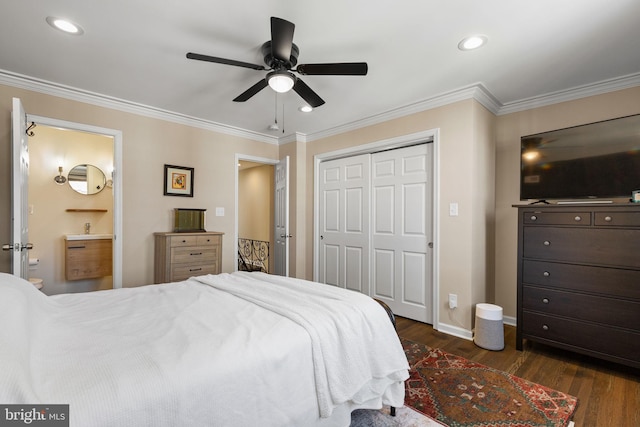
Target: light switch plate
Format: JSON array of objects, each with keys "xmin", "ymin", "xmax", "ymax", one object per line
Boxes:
[
  {"xmin": 215, "ymin": 207, "xmax": 224, "ymax": 217},
  {"xmin": 449, "ymin": 202, "xmax": 459, "ymax": 216}
]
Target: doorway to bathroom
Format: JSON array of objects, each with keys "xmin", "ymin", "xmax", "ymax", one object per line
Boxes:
[
  {"xmin": 10, "ymin": 98, "xmax": 123, "ymax": 294},
  {"xmin": 29, "ymin": 125, "xmax": 115, "ymax": 294}
]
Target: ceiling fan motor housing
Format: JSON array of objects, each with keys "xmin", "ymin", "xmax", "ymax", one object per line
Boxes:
[{"xmin": 261, "ymin": 41, "xmax": 299, "ymax": 69}]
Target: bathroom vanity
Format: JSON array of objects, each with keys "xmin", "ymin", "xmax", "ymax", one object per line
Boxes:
[{"xmin": 65, "ymin": 234, "xmax": 113, "ymax": 281}]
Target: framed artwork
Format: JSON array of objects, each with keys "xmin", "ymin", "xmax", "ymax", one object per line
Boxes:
[{"xmin": 164, "ymin": 164, "xmax": 194, "ymax": 197}]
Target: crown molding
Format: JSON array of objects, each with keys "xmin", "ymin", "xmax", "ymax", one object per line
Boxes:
[
  {"xmin": 299, "ymin": 83, "xmax": 501, "ymax": 143},
  {"xmin": 497, "ymin": 72, "xmax": 640, "ymax": 115},
  {"xmin": 0, "ymin": 69, "xmax": 279, "ymax": 145},
  {"xmin": 3, "ymin": 68, "xmax": 639, "ymax": 146}
]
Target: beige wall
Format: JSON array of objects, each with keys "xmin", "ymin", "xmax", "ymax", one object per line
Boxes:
[
  {"xmin": 29, "ymin": 126, "xmax": 114, "ymax": 294},
  {"xmin": 238, "ymin": 165, "xmax": 274, "ymax": 243},
  {"xmin": 494, "ymin": 86, "xmax": 640, "ymax": 320},
  {"xmin": 0, "ymin": 84, "xmax": 278, "ymax": 288}
]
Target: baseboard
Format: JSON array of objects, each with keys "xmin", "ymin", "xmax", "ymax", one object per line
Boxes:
[
  {"xmin": 503, "ymin": 315, "xmax": 517, "ymax": 327},
  {"xmin": 436, "ymin": 322, "xmax": 473, "ymax": 341},
  {"xmin": 437, "ymin": 316, "xmax": 516, "ymax": 341}
]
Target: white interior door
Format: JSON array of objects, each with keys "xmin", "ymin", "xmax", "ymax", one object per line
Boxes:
[
  {"xmin": 10, "ymin": 97, "xmax": 31, "ymax": 278},
  {"xmin": 273, "ymin": 156, "xmax": 289, "ymax": 276},
  {"xmin": 318, "ymin": 154, "xmax": 370, "ymax": 294},
  {"xmin": 371, "ymin": 144, "xmax": 433, "ymax": 322}
]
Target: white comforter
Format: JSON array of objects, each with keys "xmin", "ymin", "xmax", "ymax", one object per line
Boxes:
[{"xmin": 0, "ymin": 272, "xmax": 409, "ymax": 427}]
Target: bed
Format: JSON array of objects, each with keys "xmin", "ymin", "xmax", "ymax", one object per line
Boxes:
[{"xmin": 0, "ymin": 271, "xmax": 409, "ymax": 427}]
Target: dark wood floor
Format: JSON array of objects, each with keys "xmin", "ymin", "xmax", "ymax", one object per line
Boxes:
[{"xmin": 396, "ymin": 317, "xmax": 640, "ymax": 427}]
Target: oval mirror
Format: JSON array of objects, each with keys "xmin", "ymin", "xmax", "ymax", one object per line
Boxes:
[{"xmin": 68, "ymin": 164, "xmax": 106, "ymax": 195}]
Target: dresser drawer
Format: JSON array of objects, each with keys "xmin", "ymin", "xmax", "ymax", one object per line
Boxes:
[
  {"xmin": 171, "ymin": 246, "xmax": 217, "ymax": 264},
  {"xmin": 594, "ymin": 211, "xmax": 640, "ymax": 227},
  {"xmin": 523, "ymin": 211, "xmax": 591, "ymax": 226},
  {"xmin": 523, "ymin": 286, "xmax": 640, "ymax": 330},
  {"xmin": 523, "ymin": 227, "xmax": 640, "ymax": 268},
  {"xmin": 170, "ymin": 264, "xmax": 218, "ymax": 282},
  {"xmin": 522, "ymin": 260, "xmax": 640, "ymax": 300},
  {"xmin": 170, "ymin": 235, "xmax": 198, "ymax": 247},
  {"xmin": 522, "ymin": 311, "xmax": 640, "ymax": 364},
  {"xmin": 197, "ymin": 235, "xmax": 221, "ymax": 246}
]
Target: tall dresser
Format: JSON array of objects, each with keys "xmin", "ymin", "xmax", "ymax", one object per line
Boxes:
[
  {"xmin": 154, "ymin": 231, "xmax": 223, "ymax": 284},
  {"xmin": 514, "ymin": 203, "xmax": 640, "ymax": 368}
]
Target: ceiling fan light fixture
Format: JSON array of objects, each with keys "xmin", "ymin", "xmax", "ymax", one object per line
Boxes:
[
  {"xmin": 299, "ymin": 105, "xmax": 313, "ymax": 113},
  {"xmin": 267, "ymin": 71, "xmax": 295, "ymax": 93},
  {"xmin": 458, "ymin": 35, "xmax": 487, "ymax": 51}
]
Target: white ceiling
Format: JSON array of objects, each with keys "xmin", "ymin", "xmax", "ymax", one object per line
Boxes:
[{"xmin": 2, "ymin": 0, "xmax": 639, "ymax": 142}]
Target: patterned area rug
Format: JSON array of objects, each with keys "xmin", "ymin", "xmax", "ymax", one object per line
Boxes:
[
  {"xmin": 351, "ymin": 406, "xmax": 443, "ymax": 427},
  {"xmin": 402, "ymin": 338, "xmax": 578, "ymax": 427}
]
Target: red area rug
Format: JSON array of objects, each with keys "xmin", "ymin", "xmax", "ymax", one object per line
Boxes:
[{"xmin": 402, "ymin": 338, "xmax": 577, "ymax": 427}]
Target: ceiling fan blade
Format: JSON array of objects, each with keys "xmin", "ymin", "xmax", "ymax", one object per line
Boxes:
[
  {"xmin": 233, "ymin": 79, "xmax": 269, "ymax": 102},
  {"xmin": 270, "ymin": 17, "xmax": 295, "ymax": 62},
  {"xmin": 293, "ymin": 78, "xmax": 325, "ymax": 108},
  {"xmin": 296, "ymin": 62, "xmax": 368, "ymax": 76},
  {"xmin": 187, "ymin": 52, "xmax": 266, "ymax": 71}
]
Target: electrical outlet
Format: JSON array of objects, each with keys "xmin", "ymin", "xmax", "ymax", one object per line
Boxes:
[{"xmin": 448, "ymin": 293, "xmax": 458, "ymax": 309}]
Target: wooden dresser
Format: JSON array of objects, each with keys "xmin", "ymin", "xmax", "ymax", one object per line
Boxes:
[
  {"xmin": 515, "ymin": 204, "xmax": 640, "ymax": 368},
  {"xmin": 154, "ymin": 232, "xmax": 223, "ymax": 284}
]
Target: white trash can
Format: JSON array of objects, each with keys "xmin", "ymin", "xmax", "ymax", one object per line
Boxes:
[{"xmin": 474, "ymin": 303, "xmax": 504, "ymax": 351}]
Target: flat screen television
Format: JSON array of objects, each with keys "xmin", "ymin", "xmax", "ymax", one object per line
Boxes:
[{"xmin": 520, "ymin": 114, "xmax": 640, "ymax": 201}]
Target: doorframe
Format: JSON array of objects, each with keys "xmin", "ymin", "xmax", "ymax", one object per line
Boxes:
[
  {"xmin": 312, "ymin": 128, "xmax": 440, "ymax": 329},
  {"xmin": 28, "ymin": 114, "xmax": 123, "ymax": 289},
  {"xmin": 234, "ymin": 153, "xmax": 280, "ymax": 273}
]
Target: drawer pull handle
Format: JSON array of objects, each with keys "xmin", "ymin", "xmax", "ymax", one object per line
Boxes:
[
  {"xmin": 189, "ymin": 267, "xmax": 202, "ymax": 272},
  {"xmin": 543, "ymin": 271, "xmax": 550, "ymax": 277},
  {"xmin": 182, "ymin": 240, "xmax": 187, "ymax": 243},
  {"xmin": 543, "ymin": 240, "xmax": 550, "ymax": 246},
  {"xmin": 542, "ymin": 298, "xmax": 549, "ymax": 304},
  {"xmin": 574, "ymin": 216, "xmax": 581, "ymax": 221},
  {"xmin": 542, "ymin": 324, "xmax": 549, "ymax": 331},
  {"xmin": 530, "ymin": 215, "xmax": 537, "ymax": 221},
  {"xmin": 604, "ymin": 216, "xmax": 612, "ymax": 222},
  {"xmin": 190, "ymin": 252, "xmax": 203, "ymax": 256},
  {"xmin": 68, "ymin": 245, "xmax": 86, "ymax": 249}
]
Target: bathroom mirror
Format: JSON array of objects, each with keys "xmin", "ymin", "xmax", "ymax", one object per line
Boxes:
[{"xmin": 68, "ymin": 164, "xmax": 106, "ymax": 195}]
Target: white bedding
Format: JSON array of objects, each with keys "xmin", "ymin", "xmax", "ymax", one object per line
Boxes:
[{"xmin": 0, "ymin": 272, "xmax": 409, "ymax": 427}]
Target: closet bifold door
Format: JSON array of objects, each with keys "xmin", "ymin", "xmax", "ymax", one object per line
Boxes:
[
  {"xmin": 317, "ymin": 154, "xmax": 371, "ymax": 294},
  {"xmin": 317, "ymin": 143, "xmax": 434, "ymax": 324}
]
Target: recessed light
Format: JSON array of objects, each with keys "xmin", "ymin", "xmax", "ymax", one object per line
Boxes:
[
  {"xmin": 458, "ymin": 35, "xmax": 487, "ymax": 51},
  {"xmin": 46, "ymin": 16, "xmax": 84, "ymax": 35},
  {"xmin": 299, "ymin": 105, "xmax": 313, "ymax": 113}
]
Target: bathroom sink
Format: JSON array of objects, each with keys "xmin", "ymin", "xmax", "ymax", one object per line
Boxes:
[{"xmin": 65, "ymin": 234, "xmax": 113, "ymax": 241}]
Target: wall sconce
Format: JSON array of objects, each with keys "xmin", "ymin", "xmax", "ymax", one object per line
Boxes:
[
  {"xmin": 53, "ymin": 166, "xmax": 67, "ymax": 185},
  {"xmin": 106, "ymin": 169, "xmax": 114, "ymax": 188}
]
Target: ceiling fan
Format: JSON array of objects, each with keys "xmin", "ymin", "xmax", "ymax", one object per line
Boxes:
[{"xmin": 186, "ymin": 17, "xmax": 368, "ymax": 108}]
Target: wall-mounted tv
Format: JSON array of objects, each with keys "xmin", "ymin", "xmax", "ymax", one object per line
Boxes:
[{"xmin": 520, "ymin": 114, "xmax": 640, "ymax": 201}]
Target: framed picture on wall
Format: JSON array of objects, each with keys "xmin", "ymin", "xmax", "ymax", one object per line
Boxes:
[{"xmin": 164, "ymin": 164, "xmax": 194, "ymax": 197}]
